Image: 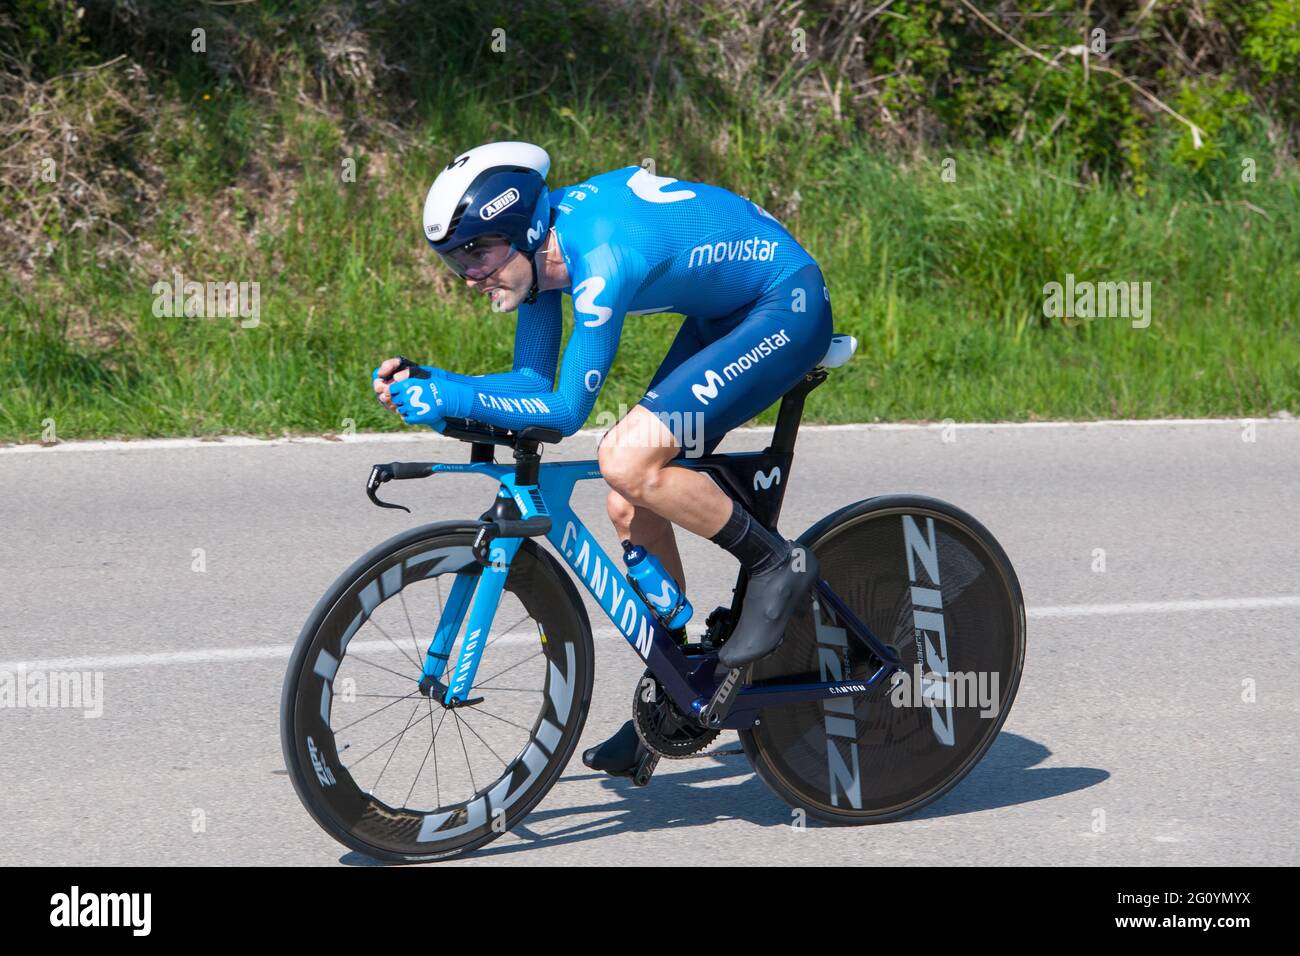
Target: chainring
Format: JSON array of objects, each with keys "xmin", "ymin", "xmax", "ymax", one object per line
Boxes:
[{"xmin": 632, "ymin": 670, "xmax": 720, "ymax": 758}]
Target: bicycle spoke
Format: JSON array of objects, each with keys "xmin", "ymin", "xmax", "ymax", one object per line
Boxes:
[
  {"xmin": 430, "ymin": 699, "xmax": 444, "ymax": 809},
  {"xmin": 370, "ymin": 702, "xmax": 423, "ymax": 794},
  {"xmin": 365, "ymin": 617, "xmax": 420, "ymax": 671},
  {"xmin": 347, "ymin": 652, "xmax": 419, "ymax": 685},
  {"xmin": 398, "ymin": 588, "xmax": 423, "ymax": 670},
  {"xmin": 450, "ymin": 711, "xmax": 478, "ymax": 794},
  {"xmin": 456, "ymin": 703, "xmax": 536, "ymax": 736},
  {"xmin": 344, "ymin": 705, "xmax": 432, "ymax": 771},
  {"xmin": 333, "ymin": 688, "xmax": 424, "ymax": 734},
  {"xmin": 402, "ymin": 705, "xmax": 441, "ymax": 808},
  {"xmin": 482, "ymin": 610, "xmax": 532, "ymax": 650},
  {"xmin": 472, "ymin": 648, "xmax": 544, "ymax": 687},
  {"xmin": 453, "ymin": 709, "xmax": 512, "ymax": 768},
  {"xmin": 471, "ymin": 685, "xmax": 543, "ymax": 693}
]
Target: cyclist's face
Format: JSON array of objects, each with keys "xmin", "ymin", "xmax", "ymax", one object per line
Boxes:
[
  {"xmin": 439, "ymin": 234, "xmax": 515, "ymax": 280},
  {"xmin": 455, "ymin": 236, "xmax": 532, "ymax": 312}
]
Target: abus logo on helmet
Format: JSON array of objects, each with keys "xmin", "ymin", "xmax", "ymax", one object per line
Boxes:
[{"xmin": 480, "ymin": 187, "xmax": 520, "ymax": 220}]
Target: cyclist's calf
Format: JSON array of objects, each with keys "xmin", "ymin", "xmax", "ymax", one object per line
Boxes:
[{"xmin": 605, "ymin": 489, "xmax": 686, "ymax": 588}]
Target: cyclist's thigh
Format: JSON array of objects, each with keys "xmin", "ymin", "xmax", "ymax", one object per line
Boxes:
[
  {"xmin": 639, "ymin": 263, "xmax": 833, "ymax": 451},
  {"xmin": 637, "ymin": 314, "xmax": 728, "ymax": 457},
  {"xmin": 646, "ymin": 314, "xmax": 711, "ymax": 392}
]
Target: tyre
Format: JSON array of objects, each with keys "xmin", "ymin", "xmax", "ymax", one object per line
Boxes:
[
  {"xmin": 281, "ymin": 522, "xmax": 594, "ymax": 862},
  {"xmin": 740, "ymin": 495, "xmax": 1026, "ymax": 824}
]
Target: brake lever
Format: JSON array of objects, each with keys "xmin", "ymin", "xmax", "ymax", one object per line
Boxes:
[{"xmin": 366, "ymin": 464, "xmax": 411, "ymax": 513}]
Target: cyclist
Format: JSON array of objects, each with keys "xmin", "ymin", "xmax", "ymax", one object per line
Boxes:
[{"xmin": 374, "ymin": 141, "xmax": 832, "ymax": 778}]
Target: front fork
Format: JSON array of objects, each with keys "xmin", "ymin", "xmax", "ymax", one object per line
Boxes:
[{"xmin": 418, "ymin": 492, "xmax": 528, "ymax": 707}]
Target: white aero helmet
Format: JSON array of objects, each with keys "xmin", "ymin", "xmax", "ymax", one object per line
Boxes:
[{"xmin": 423, "ymin": 142, "xmax": 552, "ymax": 298}]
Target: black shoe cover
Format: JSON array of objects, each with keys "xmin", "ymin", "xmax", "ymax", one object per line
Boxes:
[
  {"xmin": 581, "ymin": 719, "xmax": 644, "ymax": 778},
  {"xmin": 718, "ymin": 545, "xmax": 819, "ymax": 668}
]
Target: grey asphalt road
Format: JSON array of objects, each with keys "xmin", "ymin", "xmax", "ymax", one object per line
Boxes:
[{"xmin": 1, "ymin": 418, "xmax": 1297, "ymax": 866}]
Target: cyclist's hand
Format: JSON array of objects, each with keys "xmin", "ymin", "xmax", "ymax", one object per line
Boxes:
[
  {"xmin": 388, "ymin": 375, "xmax": 448, "ymax": 431},
  {"xmin": 373, "ymin": 357, "xmax": 436, "ymax": 413}
]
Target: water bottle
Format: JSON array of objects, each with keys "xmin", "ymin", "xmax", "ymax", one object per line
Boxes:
[{"xmin": 621, "ymin": 539, "xmax": 694, "ymax": 633}]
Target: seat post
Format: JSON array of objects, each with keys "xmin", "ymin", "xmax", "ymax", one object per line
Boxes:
[{"xmin": 766, "ymin": 367, "xmax": 827, "ymax": 458}]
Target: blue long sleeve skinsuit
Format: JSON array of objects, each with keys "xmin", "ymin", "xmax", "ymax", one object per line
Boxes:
[{"xmin": 418, "ymin": 166, "xmax": 834, "ymax": 445}]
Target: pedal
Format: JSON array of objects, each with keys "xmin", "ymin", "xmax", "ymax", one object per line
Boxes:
[
  {"xmin": 632, "ymin": 750, "xmax": 659, "ymax": 787},
  {"xmin": 699, "ymin": 606, "xmax": 732, "ymax": 652}
]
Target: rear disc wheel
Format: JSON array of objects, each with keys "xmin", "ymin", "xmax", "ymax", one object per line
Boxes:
[{"xmin": 740, "ymin": 496, "xmax": 1026, "ymax": 824}]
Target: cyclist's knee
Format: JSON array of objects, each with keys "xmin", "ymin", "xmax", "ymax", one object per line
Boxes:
[{"xmin": 598, "ymin": 440, "xmax": 672, "ymax": 504}]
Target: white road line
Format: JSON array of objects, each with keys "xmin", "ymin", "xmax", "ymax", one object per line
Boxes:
[
  {"xmin": 1026, "ymin": 595, "xmax": 1300, "ymax": 617},
  {"xmin": 0, "ymin": 432, "xmax": 445, "ymax": 455},
  {"xmin": 1, "ymin": 596, "xmax": 1295, "ymax": 673},
  {"xmin": 2, "ymin": 416, "xmax": 1296, "ymax": 454},
  {"xmin": 0, "ymin": 633, "xmax": 540, "ymax": 674}
]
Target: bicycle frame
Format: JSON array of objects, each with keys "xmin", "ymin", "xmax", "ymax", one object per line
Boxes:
[{"xmin": 412, "ymin": 371, "xmax": 903, "ymax": 730}]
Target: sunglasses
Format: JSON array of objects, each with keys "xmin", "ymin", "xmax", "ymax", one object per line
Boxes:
[{"xmin": 437, "ymin": 234, "xmax": 519, "ymax": 280}]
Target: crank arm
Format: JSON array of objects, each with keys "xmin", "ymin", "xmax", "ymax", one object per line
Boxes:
[{"xmin": 699, "ymin": 667, "xmax": 744, "ymax": 728}]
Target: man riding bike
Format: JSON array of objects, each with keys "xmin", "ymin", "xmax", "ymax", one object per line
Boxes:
[{"xmin": 373, "ymin": 141, "xmax": 832, "ymax": 778}]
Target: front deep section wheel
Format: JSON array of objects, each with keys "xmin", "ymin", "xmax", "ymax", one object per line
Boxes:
[
  {"xmin": 281, "ymin": 522, "xmax": 594, "ymax": 862},
  {"xmin": 740, "ymin": 495, "xmax": 1026, "ymax": 824}
]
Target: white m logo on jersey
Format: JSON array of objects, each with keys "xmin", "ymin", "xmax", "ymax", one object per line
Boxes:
[
  {"xmin": 574, "ymin": 276, "xmax": 613, "ymax": 327},
  {"xmin": 753, "ymin": 467, "xmax": 782, "ymax": 490},
  {"xmin": 626, "ymin": 167, "xmax": 696, "ymax": 204},
  {"xmin": 691, "ymin": 369, "xmax": 725, "ymax": 406}
]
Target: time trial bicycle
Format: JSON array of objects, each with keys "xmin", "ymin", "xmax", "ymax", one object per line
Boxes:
[{"xmin": 280, "ymin": 334, "xmax": 1027, "ymax": 862}]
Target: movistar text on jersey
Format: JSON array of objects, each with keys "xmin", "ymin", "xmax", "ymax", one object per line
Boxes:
[
  {"xmin": 688, "ymin": 236, "xmax": 781, "ymax": 269},
  {"xmin": 727, "ymin": 329, "xmax": 790, "ymax": 377},
  {"xmin": 690, "ymin": 329, "xmax": 791, "ymax": 406}
]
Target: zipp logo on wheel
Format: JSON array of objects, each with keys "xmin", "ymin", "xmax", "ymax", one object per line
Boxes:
[
  {"xmin": 903, "ymin": 514, "xmax": 955, "ymax": 746},
  {"xmin": 307, "ymin": 736, "xmax": 337, "ymax": 786}
]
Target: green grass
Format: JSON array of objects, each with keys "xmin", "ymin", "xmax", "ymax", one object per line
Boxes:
[{"xmin": 2, "ymin": 106, "xmax": 1297, "ymax": 443}]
